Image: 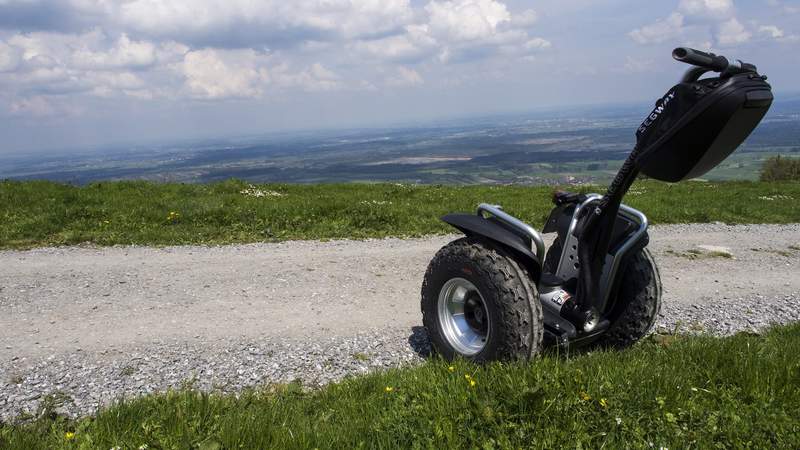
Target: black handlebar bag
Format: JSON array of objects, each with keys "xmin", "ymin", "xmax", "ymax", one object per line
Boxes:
[{"xmin": 635, "ymin": 73, "xmax": 773, "ymax": 182}]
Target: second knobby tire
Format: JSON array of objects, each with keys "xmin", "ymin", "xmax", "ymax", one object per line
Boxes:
[
  {"xmin": 421, "ymin": 237, "xmax": 543, "ymax": 362},
  {"xmin": 544, "ymin": 238, "xmax": 662, "ymax": 349},
  {"xmin": 595, "ymin": 247, "xmax": 662, "ymax": 348}
]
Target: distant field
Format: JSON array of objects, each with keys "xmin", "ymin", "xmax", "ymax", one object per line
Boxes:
[
  {"xmin": 1, "ymin": 179, "xmax": 799, "ymax": 249},
  {"xmin": 4, "ymin": 324, "xmax": 799, "ymax": 448},
  {"xmin": 2, "ymin": 100, "xmax": 798, "ymax": 185}
]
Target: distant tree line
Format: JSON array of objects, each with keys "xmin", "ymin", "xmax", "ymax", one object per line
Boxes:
[{"xmin": 760, "ymin": 155, "xmax": 800, "ymax": 181}]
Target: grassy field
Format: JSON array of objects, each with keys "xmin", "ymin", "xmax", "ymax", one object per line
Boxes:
[
  {"xmin": 1, "ymin": 179, "xmax": 799, "ymax": 249},
  {"xmin": 2, "ymin": 324, "xmax": 799, "ymax": 448}
]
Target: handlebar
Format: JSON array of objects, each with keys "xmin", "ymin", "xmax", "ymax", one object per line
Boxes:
[{"xmin": 672, "ymin": 47, "xmax": 757, "ymax": 75}]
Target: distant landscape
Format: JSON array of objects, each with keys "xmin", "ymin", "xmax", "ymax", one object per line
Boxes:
[{"xmin": 2, "ymin": 99, "xmax": 799, "ymax": 186}]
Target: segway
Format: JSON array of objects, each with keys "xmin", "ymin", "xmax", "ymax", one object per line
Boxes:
[{"xmin": 421, "ymin": 47, "xmax": 773, "ymax": 361}]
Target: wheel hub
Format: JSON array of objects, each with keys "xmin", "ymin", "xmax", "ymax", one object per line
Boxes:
[
  {"xmin": 437, "ymin": 278, "xmax": 489, "ymax": 356},
  {"xmin": 464, "ymin": 293, "xmax": 488, "ymax": 334}
]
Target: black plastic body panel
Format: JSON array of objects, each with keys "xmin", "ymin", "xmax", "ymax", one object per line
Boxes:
[
  {"xmin": 609, "ymin": 216, "xmax": 638, "ymax": 253},
  {"xmin": 542, "ymin": 204, "xmax": 638, "ymax": 258},
  {"xmin": 441, "ymin": 213, "xmax": 542, "ymax": 281},
  {"xmin": 637, "ymin": 73, "xmax": 772, "ymax": 182},
  {"xmin": 543, "ymin": 204, "xmax": 575, "ymax": 236}
]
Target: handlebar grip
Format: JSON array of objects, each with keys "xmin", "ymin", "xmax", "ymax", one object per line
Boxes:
[{"xmin": 672, "ymin": 47, "xmax": 729, "ymax": 71}]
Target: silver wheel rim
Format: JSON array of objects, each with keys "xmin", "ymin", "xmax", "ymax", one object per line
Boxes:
[{"xmin": 437, "ymin": 278, "xmax": 489, "ymax": 356}]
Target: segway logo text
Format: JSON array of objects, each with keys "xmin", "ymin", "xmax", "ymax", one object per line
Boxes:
[{"xmin": 638, "ymin": 91, "xmax": 675, "ymax": 134}]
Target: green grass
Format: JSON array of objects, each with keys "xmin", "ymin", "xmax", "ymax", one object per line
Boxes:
[
  {"xmin": 1, "ymin": 179, "xmax": 799, "ymax": 249},
  {"xmin": 3, "ymin": 324, "xmax": 800, "ymax": 449}
]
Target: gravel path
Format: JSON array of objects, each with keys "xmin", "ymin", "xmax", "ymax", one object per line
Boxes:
[{"xmin": 2, "ymin": 223, "xmax": 799, "ymax": 421}]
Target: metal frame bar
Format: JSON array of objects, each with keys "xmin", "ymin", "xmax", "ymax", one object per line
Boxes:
[
  {"xmin": 476, "ymin": 203, "xmax": 546, "ymax": 261},
  {"xmin": 471, "ymin": 198, "xmax": 647, "ymax": 315},
  {"xmin": 598, "ymin": 203, "xmax": 648, "ymax": 310},
  {"xmin": 555, "ymin": 194, "xmax": 648, "ymax": 311}
]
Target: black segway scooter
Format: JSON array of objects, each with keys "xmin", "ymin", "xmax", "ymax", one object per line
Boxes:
[{"xmin": 421, "ymin": 48, "xmax": 773, "ymax": 361}]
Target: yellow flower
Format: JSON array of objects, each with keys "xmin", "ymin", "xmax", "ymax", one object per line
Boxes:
[
  {"xmin": 385, "ymin": 386, "xmax": 394, "ymax": 393},
  {"xmin": 65, "ymin": 432, "xmax": 75, "ymax": 440},
  {"xmin": 464, "ymin": 374, "xmax": 472, "ymax": 380},
  {"xmin": 448, "ymin": 366, "xmax": 455, "ymax": 372},
  {"xmin": 166, "ymin": 211, "xmax": 182, "ymax": 223},
  {"xmin": 580, "ymin": 391, "xmax": 592, "ymax": 401},
  {"xmin": 469, "ymin": 379, "xmax": 476, "ymax": 388},
  {"xmin": 599, "ymin": 398, "xmax": 608, "ymax": 408}
]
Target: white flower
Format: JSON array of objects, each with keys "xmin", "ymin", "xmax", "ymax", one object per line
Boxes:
[
  {"xmin": 758, "ymin": 195, "xmax": 794, "ymax": 201},
  {"xmin": 240, "ymin": 185, "xmax": 286, "ymax": 198},
  {"xmin": 615, "ymin": 417, "xmax": 622, "ymax": 425},
  {"xmin": 360, "ymin": 200, "xmax": 392, "ymax": 206}
]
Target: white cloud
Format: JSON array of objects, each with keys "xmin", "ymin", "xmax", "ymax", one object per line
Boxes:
[
  {"xmin": 0, "ymin": 0, "xmax": 552, "ymax": 118},
  {"xmin": 758, "ymin": 24, "xmax": 800, "ymax": 42},
  {"xmin": 385, "ymin": 66, "xmax": 423, "ymax": 86},
  {"xmin": 677, "ymin": 0, "xmax": 734, "ymax": 20},
  {"xmin": 631, "ymin": 0, "xmax": 757, "ymax": 47},
  {"xmin": 351, "ymin": 1, "xmax": 549, "ymax": 64},
  {"xmin": 510, "ymin": 9, "xmax": 538, "ymax": 28},
  {"xmin": 181, "ymin": 48, "xmax": 269, "ymax": 99},
  {"xmin": 423, "ymin": 0, "xmax": 550, "ymax": 61},
  {"xmin": 353, "ymin": 25, "xmax": 438, "ymax": 63},
  {"xmin": 71, "ymin": 34, "xmax": 157, "ymax": 69},
  {"xmin": 6, "ymin": 32, "xmax": 68, "ymax": 70},
  {"xmin": 759, "ymin": 25, "xmax": 785, "ymax": 39},
  {"xmin": 22, "ymin": 66, "xmax": 83, "ymax": 89},
  {"xmin": 629, "ymin": 12, "xmax": 685, "ymax": 45},
  {"xmin": 716, "ymin": 17, "xmax": 751, "ymax": 45},
  {"xmin": 119, "ymin": 0, "xmax": 415, "ymax": 46},
  {"xmin": 0, "ymin": 30, "xmax": 188, "ymax": 101},
  {"xmin": 524, "ymin": 37, "xmax": 551, "ymax": 50},
  {"xmin": 271, "ymin": 62, "xmax": 342, "ymax": 92},
  {"xmin": 0, "ymin": 41, "xmax": 22, "ymax": 72},
  {"xmin": 8, "ymin": 95, "xmax": 83, "ymax": 118},
  {"xmin": 87, "ymin": 71, "xmax": 147, "ymax": 97},
  {"xmin": 425, "ymin": 0, "xmax": 511, "ymax": 42},
  {"xmin": 3, "ymin": 29, "xmax": 178, "ymax": 72}
]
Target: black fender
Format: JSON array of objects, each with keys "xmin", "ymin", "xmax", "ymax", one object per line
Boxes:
[{"xmin": 441, "ymin": 213, "xmax": 542, "ymax": 282}]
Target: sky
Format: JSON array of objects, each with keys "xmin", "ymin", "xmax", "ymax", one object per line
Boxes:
[{"xmin": 0, "ymin": 0, "xmax": 798, "ymax": 155}]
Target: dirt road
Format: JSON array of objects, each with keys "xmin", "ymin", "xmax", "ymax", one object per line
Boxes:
[
  {"xmin": 2, "ymin": 223, "xmax": 798, "ymax": 362},
  {"xmin": 2, "ymin": 223, "xmax": 799, "ymax": 419}
]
